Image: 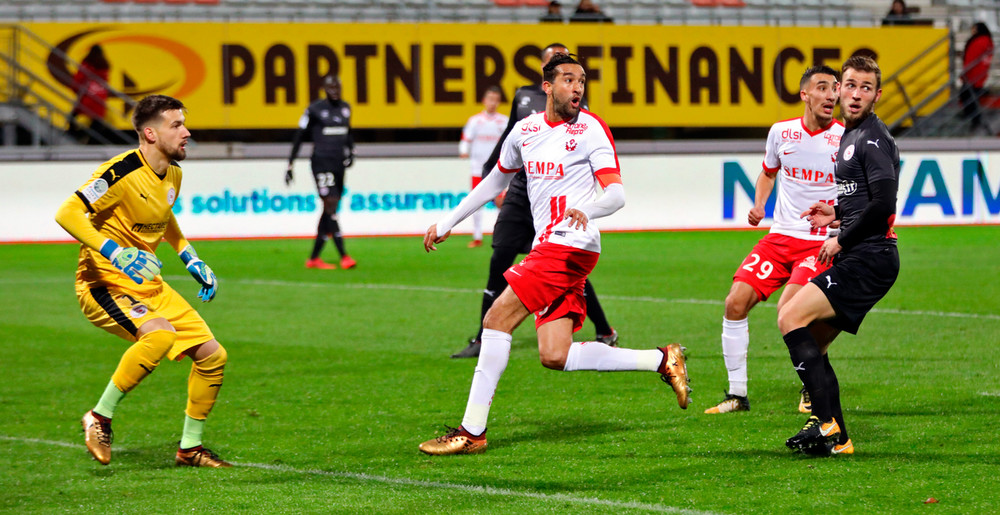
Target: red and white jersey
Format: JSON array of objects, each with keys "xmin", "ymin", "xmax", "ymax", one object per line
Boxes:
[
  {"xmin": 762, "ymin": 117, "xmax": 843, "ymax": 241},
  {"xmin": 498, "ymin": 110, "xmax": 621, "ymax": 253},
  {"xmin": 459, "ymin": 110, "xmax": 508, "ymax": 177}
]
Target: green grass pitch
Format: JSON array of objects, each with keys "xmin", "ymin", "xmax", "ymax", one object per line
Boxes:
[{"xmin": 1, "ymin": 226, "xmax": 998, "ymax": 513}]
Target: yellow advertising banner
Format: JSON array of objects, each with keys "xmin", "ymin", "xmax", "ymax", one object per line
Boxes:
[{"xmin": 21, "ymin": 22, "xmax": 948, "ymax": 130}]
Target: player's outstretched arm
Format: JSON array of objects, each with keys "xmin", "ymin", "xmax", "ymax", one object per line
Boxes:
[
  {"xmin": 432, "ymin": 166, "xmax": 514, "ymax": 245},
  {"xmin": 55, "ymin": 195, "xmax": 161, "ymax": 284}
]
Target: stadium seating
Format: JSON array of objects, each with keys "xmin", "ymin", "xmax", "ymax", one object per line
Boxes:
[
  {"xmin": 0, "ymin": 0, "xmax": 897, "ymax": 26},
  {"xmin": 0, "ymin": 1, "xmax": 993, "ymax": 35}
]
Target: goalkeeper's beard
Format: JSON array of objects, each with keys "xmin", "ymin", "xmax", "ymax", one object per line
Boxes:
[{"xmin": 158, "ymin": 139, "xmax": 187, "ymax": 162}]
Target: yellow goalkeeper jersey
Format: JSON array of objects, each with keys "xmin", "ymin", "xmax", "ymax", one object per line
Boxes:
[{"xmin": 74, "ymin": 149, "xmax": 182, "ymax": 294}]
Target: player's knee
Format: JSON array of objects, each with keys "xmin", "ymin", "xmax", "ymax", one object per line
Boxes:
[
  {"xmin": 539, "ymin": 349, "xmax": 568, "ymax": 370},
  {"xmin": 142, "ymin": 329, "xmax": 177, "ymax": 358},
  {"xmin": 195, "ymin": 344, "xmax": 227, "ymax": 373},
  {"xmin": 724, "ymin": 290, "xmax": 753, "ymax": 320},
  {"xmin": 776, "ymin": 307, "xmax": 802, "ymax": 335},
  {"xmin": 482, "ymin": 309, "xmax": 504, "ymax": 332}
]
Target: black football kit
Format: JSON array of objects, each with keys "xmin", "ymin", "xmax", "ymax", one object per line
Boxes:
[{"xmin": 814, "ymin": 113, "xmax": 900, "ymax": 335}]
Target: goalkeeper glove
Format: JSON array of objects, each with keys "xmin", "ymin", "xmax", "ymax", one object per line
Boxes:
[
  {"xmin": 179, "ymin": 244, "xmax": 218, "ymax": 302},
  {"xmin": 100, "ymin": 240, "xmax": 162, "ymax": 285}
]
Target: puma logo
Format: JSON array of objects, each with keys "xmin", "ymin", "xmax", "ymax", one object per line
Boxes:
[
  {"xmin": 867, "ymin": 139, "xmax": 880, "ymax": 148},
  {"xmin": 139, "ymin": 193, "xmax": 148, "ymax": 202},
  {"xmin": 826, "ymin": 276, "xmax": 837, "ymax": 288},
  {"xmin": 794, "ymin": 362, "xmax": 806, "ymax": 371}
]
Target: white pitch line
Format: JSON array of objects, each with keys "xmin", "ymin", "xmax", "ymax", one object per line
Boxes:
[
  {"xmin": 979, "ymin": 391, "xmax": 1000, "ymax": 397},
  {"xmin": 3, "ymin": 276, "xmax": 998, "ymax": 321},
  {"xmin": 0, "ymin": 435, "xmax": 720, "ymax": 515},
  {"xmin": 227, "ymin": 277, "xmax": 1000, "ymax": 321}
]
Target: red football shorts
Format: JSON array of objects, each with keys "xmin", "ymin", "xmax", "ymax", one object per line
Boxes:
[
  {"xmin": 471, "ymin": 176, "xmax": 483, "ymax": 189},
  {"xmin": 503, "ymin": 242, "xmax": 600, "ymax": 332},
  {"xmin": 733, "ymin": 232, "xmax": 831, "ymax": 301}
]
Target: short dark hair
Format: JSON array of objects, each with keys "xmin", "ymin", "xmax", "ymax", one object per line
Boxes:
[
  {"xmin": 541, "ymin": 42, "xmax": 567, "ymax": 58},
  {"xmin": 842, "ymin": 55, "xmax": 881, "ymax": 90},
  {"xmin": 132, "ymin": 95, "xmax": 185, "ymax": 133},
  {"xmin": 543, "ymin": 53, "xmax": 582, "ymax": 83},
  {"xmin": 484, "ymin": 85, "xmax": 503, "ymax": 97},
  {"xmin": 799, "ymin": 65, "xmax": 839, "ymax": 90}
]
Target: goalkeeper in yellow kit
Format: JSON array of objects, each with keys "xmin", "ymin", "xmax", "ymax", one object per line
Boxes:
[{"xmin": 54, "ymin": 95, "xmax": 230, "ymax": 468}]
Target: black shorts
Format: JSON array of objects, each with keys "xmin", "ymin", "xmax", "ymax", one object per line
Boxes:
[
  {"xmin": 491, "ymin": 193, "xmax": 534, "ymax": 252},
  {"xmin": 311, "ymin": 168, "xmax": 345, "ymax": 199},
  {"xmin": 812, "ymin": 243, "xmax": 899, "ymax": 335},
  {"xmin": 491, "ymin": 218, "xmax": 534, "ymax": 253}
]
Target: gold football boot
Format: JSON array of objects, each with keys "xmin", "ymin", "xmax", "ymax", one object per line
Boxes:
[
  {"xmin": 418, "ymin": 426, "xmax": 487, "ymax": 455},
  {"xmin": 657, "ymin": 343, "xmax": 692, "ymax": 409},
  {"xmin": 175, "ymin": 446, "xmax": 232, "ymax": 468},
  {"xmin": 81, "ymin": 410, "xmax": 113, "ymax": 465}
]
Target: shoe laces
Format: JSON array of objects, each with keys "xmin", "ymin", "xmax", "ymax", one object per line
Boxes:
[
  {"xmin": 93, "ymin": 416, "xmax": 113, "ymax": 446},
  {"xmin": 801, "ymin": 417, "xmax": 820, "ymax": 432},
  {"xmin": 437, "ymin": 425, "xmax": 463, "ymax": 442}
]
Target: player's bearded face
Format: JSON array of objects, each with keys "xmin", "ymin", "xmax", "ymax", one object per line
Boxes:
[
  {"xmin": 839, "ymin": 68, "xmax": 882, "ymax": 126},
  {"xmin": 548, "ymin": 64, "xmax": 586, "ymax": 120},
  {"xmin": 154, "ymin": 109, "xmax": 190, "ymax": 161}
]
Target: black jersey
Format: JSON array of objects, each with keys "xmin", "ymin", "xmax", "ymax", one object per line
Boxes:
[
  {"xmin": 290, "ymin": 98, "xmax": 354, "ymax": 165},
  {"xmin": 834, "ymin": 113, "xmax": 900, "ymax": 249},
  {"xmin": 483, "ymin": 84, "xmax": 588, "ymax": 225}
]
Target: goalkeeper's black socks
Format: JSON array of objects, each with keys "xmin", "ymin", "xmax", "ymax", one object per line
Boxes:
[{"xmin": 784, "ymin": 327, "xmax": 832, "ymax": 422}]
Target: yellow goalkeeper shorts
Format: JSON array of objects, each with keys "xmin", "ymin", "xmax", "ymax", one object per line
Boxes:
[{"xmin": 76, "ymin": 280, "xmax": 215, "ymax": 361}]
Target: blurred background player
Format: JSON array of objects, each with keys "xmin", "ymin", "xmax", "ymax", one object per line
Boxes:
[
  {"xmin": 783, "ymin": 55, "xmax": 900, "ymax": 456},
  {"xmin": 419, "ymin": 54, "xmax": 690, "ymax": 455},
  {"xmin": 286, "ymin": 75, "xmax": 357, "ymax": 270},
  {"xmin": 705, "ymin": 66, "xmax": 843, "ymax": 415},
  {"xmin": 450, "ymin": 42, "xmax": 617, "ymax": 359},
  {"xmin": 54, "ymin": 95, "xmax": 230, "ymax": 468},
  {"xmin": 458, "ymin": 85, "xmax": 508, "ymax": 248}
]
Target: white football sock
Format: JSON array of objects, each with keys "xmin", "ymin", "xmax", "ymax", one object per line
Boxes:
[
  {"xmin": 563, "ymin": 341, "xmax": 661, "ymax": 372},
  {"xmin": 471, "ymin": 208, "xmax": 483, "ymax": 240},
  {"xmin": 722, "ymin": 317, "xmax": 750, "ymax": 397},
  {"xmin": 460, "ymin": 328, "xmax": 511, "ymax": 436}
]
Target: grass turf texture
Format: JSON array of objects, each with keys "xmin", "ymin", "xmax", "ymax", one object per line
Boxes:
[{"xmin": 1, "ymin": 226, "xmax": 997, "ymax": 514}]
